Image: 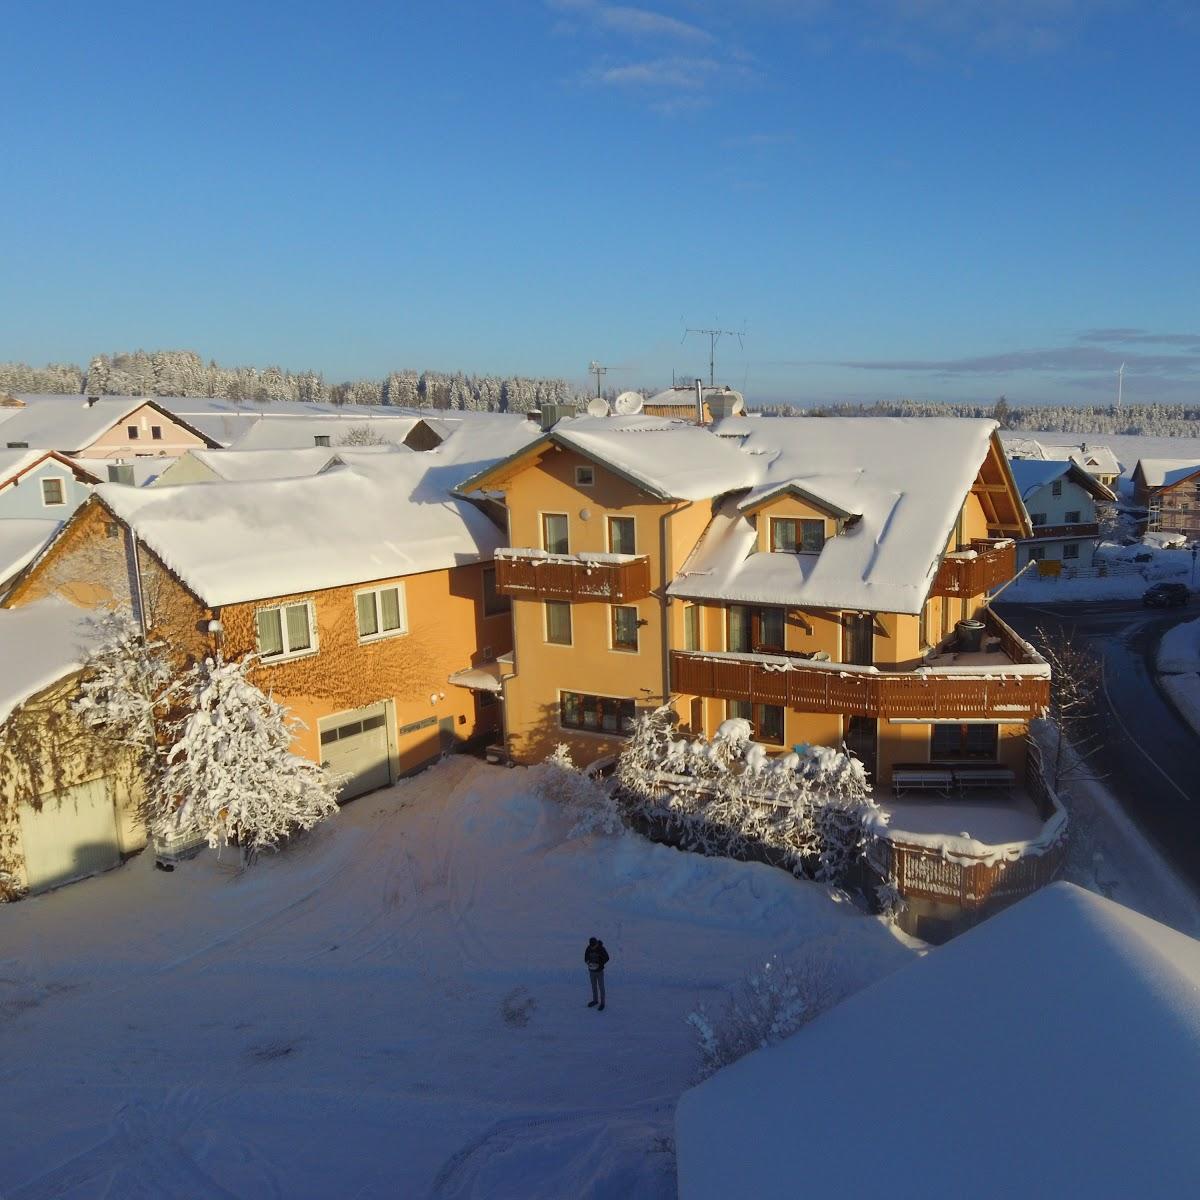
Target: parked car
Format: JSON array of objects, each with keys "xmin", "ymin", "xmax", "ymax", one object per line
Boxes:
[{"xmin": 1143, "ymin": 582, "xmax": 1190, "ymax": 608}]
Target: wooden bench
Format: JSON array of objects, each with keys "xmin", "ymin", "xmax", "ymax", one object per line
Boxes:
[
  {"xmin": 892, "ymin": 767, "xmax": 955, "ymax": 799},
  {"xmin": 952, "ymin": 766, "xmax": 1016, "ymax": 795}
]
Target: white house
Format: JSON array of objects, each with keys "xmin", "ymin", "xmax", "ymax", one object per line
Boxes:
[{"xmin": 1008, "ymin": 458, "xmax": 1114, "ymax": 569}]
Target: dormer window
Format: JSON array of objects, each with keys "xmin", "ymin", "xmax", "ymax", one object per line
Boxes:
[{"xmin": 770, "ymin": 517, "xmax": 825, "ymax": 553}]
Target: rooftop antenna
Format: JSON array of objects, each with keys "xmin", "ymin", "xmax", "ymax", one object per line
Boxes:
[
  {"xmin": 1117, "ymin": 362, "xmax": 1125, "ymax": 411},
  {"xmin": 588, "ymin": 361, "xmax": 607, "ymax": 398},
  {"xmin": 683, "ymin": 325, "xmax": 744, "ymax": 387}
]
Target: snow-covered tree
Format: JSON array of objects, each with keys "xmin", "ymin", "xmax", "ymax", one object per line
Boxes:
[
  {"xmin": 157, "ymin": 653, "xmax": 339, "ymax": 862},
  {"xmin": 535, "ymin": 744, "xmax": 623, "ymax": 837},
  {"xmin": 336, "ymin": 424, "xmax": 389, "ymax": 446}
]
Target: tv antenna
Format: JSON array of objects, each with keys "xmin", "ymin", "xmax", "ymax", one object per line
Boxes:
[
  {"xmin": 587, "ymin": 360, "xmax": 632, "ymax": 398},
  {"xmin": 683, "ymin": 325, "xmax": 744, "ymax": 387}
]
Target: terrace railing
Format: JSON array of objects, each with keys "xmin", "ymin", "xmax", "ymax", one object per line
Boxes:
[
  {"xmin": 495, "ymin": 550, "xmax": 652, "ymax": 603},
  {"xmin": 930, "ymin": 538, "xmax": 1017, "ymax": 597}
]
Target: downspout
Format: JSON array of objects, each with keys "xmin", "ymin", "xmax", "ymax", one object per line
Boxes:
[
  {"xmin": 127, "ymin": 528, "xmax": 148, "ymax": 636},
  {"xmin": 659, "ymin": 501, "xmax": 690, "ymax": 708}
]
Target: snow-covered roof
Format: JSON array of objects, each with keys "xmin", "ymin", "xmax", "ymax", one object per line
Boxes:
[
  {"xmin": 71, "ymin": 456, "xmax": 177, "ymax": 487},
  {"xmin": 5, "ymin": 395, "xmax": 215, "ymax": 452},
  {"xmin": 669, "ymin": 418, "xmax": 998, "ymax": 614},
  {"xmin": 0, "ymin": 597, "xmax": 102, "ymax": 726},
  {"xmin": 0, "ymin": 449, "xmax": 100, "ymax": 489},
  {"xmin": 0, "ymin": 518, "xmax": 63, "ymax": 587},
  {"xmin": 1136, "ymin": 457, "xmax": 1200, "ymax": 489},
  {"xmin": 676, "ymin": 882, "xmax": 1200, "ymax": 1200},
  {"xmin": 162, "ymin": 446, "xmax": 401, "ymax": 484},
  {"xmin": 1006, "ymin": 456, "xmax": 1114, "ymax": 503},
  {"xmin": 94, "ymin": 454, "xmax": 504, "ymax": 607},
  {"xmin": 228, "ymin": 414, "xmax": 432, "ymax": 451}
]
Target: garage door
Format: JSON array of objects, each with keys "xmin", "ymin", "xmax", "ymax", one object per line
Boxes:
[
  {"xmin": 319, "ymin": 703, "xmax": 393, "ymax": 802},
  {"xmin": 19, "ymin": 777, "xmax": 122, "ymax": 894}
]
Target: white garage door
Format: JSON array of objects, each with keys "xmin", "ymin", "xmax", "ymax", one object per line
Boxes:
[
  {"xmin": 19, "ymin": 777, "xmax": 122, "ymax": 894},
  {"xmin": 319, "ymin": 703, "xmax": 393, "ymax": 802}
]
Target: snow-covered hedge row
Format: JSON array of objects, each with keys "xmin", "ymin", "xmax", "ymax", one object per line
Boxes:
[{"xmin": 611, "ymin": 706, "xmax": 884, "ymax": 887}]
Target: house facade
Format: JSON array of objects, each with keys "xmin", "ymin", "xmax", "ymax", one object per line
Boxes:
[
  {"xmin": 0, "ymin": 450, "xmax": 99, "ymax": 520},
  {"xmin": 463, "ymin": 414, "xmax": 1045, "ymax": 791},
  {"xmin": 6, "ymin": 458, "xmax": 514, "ymax": 801},
  {"xmin": 1134, "ymin": 459, "xmax": 1200, "ymax": 539},
  {"xmin": 1007, "ymin": 458, "xmax": 1114, "ymax": 570}
]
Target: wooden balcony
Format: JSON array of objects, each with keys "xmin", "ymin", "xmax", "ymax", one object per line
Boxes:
[
  {"xmin": 494, "ymin": 550, "xmax": 652, "ymax": 602},
  {"xmin": 670, "ymin": 611, "xmax": 1049, "ymax": 721},
  {"xmin": 930, "ymin": 538, "xmax": 1017, "ymax": 597},
  {"xmin": 1026, "ymin": 522, "xmax": 1100, "ymax": 541}
]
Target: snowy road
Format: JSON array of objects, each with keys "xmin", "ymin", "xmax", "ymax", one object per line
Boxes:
[
  {"xmin": 0, "ymin": 759, "xmax": 915, "ymax": 1198},
  {"xmin": 998, "ymin": 600, "xmax": 1200, "ymax": 889}
]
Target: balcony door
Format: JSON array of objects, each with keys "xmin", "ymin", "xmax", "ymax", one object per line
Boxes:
[
  {"xmin": 728, "ymin": 605, "xmax": 785, "ymax": 654},
  {"xmin": 843, "ymin": 716, "xmax": 877, "ymax": 781},
  {"xmin": 845, "ymin": 614, "xmax": 874, "ymax": 666}
]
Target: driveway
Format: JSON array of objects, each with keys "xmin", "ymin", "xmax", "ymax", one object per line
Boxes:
[{"xmin": 997, "ymin": 600, "xmax": 1200, "ymax": 888}]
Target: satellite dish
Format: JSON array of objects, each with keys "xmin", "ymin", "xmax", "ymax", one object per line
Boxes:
[
  {"xmin": 614, "ymin": 391, "xmax": 644, "ymax": 416},
  {"xmin": 732, "ymin": 395, "xmax": 746, "ymax": 415},
  {"xmin": 586, "ymin": 397, "xmax": 611, "ymax": 418}
]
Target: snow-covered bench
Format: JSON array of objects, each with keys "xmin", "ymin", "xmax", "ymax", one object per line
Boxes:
[{"xmin": 892, "ymin": 767, "xmax": 955, "ymax": 798}]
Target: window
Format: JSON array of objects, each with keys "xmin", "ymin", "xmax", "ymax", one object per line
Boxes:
[
  {"xmin": 314, "ymin": 435, "xmax": 331, "ymax": 448},
  {"xmin": 1064, "ymin": 510, "xmax": 1081, "ymax": 524},
  {"xmin": 355, "ymin": 585, "xmax": 407, "ymax": 641},
  {"xmin": 545, "ymin": 600, "xmax": 572, "ymax": 644},
  {"xmin": 575, "ymin": 465, "xmax": 595, "ymax": 487},
  {"xmin": 611, "ymin": 605, "xmax": 639, "ymax": 651},
  {"xmin": 684, "ymin": 604, "xmax": 700, "ymax": 651},
  {"xmin": 41, "ymin": 477, "xmax": 65, "ymax": 506},
  {"xmin": 770, "ymin": 517, "xmax": 825, "ymax": 553},
  {"xmin": 1030, "ymin": 513, "xmax": 1046, "ymax": 527},
  {"xmin": 560, "ymin": 691, "xmax": 636, "ymax": 735},
  {"xmin": 1051, "ymin": 480, "xmax": 1063, "ymax": 497},
  {"xmin": 728, "ymin": 605, "xmax": 785, "ymax": 653},
  {"xmin": 151, "ymin": 425, "xmax": 163, "ymax": 440},
  {"xmin": 542, "ymin": 513, "xmax": 569, "ymax": 555},
  {"xmin": 1063, "ymin": 543, "xmax": 1080, "ymax": 560},
  {"xmin": 482, "ymin": 566, "xmax": 510, "ymax": 616},
  {"xmin": 727, "ymin": 699, "xmax": 785, "ymax": 745},
  {"xmin": 6, "ymin": 441, "xmax": 28, "ymax": 449},
  {"xmin": 930, "ymin": 723, "xmax": 998, "ymax": 761},
  {"xmin": 104, "ymin": 522, "xmax": 120, "ymax": 539},
  {"xmin": 256, "ymin": 601, "xmax": 316, "ymax": 660},
  {"xmin": 127, "ymin": 425, "xmax": 139, "ymax": 440},
  {"xmin": 607, "ymin": 515, "xmax": 636, "ymax": 555}
]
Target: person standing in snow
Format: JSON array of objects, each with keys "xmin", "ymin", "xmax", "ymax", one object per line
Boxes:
[{"xmin": 585, "ymin": 937, "xmax": 610, "ymax": 1011}]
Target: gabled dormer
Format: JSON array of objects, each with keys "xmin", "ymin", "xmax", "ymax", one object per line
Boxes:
[{"xmin": 737, "ymin": 480, "xmax": 861, "ymax": 557}]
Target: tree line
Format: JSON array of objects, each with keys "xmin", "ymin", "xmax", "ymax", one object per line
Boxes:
[{"xmin": 0, "ymin": 349, "xmax": 590, "ymax": 414}]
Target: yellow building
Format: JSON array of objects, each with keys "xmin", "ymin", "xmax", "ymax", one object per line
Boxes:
[
  {"xmin": 463, "ymin": 413, "xmax": 1044, "ymax": 788},
  {"xmin": 7, "ymin": 454, "xmax": 513, "ymax": 798}
]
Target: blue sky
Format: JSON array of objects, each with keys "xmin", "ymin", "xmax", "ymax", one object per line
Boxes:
[{"xmin": 3, "ymin": 1, "xmax": 1198, "ymax": 406}]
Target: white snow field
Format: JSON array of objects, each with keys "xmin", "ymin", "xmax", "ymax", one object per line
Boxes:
[{"xmin": 0, "ymin": 758, "xmax": 916, "ymax": 1199}]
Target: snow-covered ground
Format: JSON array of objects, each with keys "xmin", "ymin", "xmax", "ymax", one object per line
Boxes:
[
  {"xmin": 1157, "ymin": 617, "xmax": 1200, "ymax": 739},
  {"xmin": 1002, "ymin": 540, "xmax": 1193, "ymax": 603},
  {"xmin": 0, "ymin": 758, "xmax": 917, "ymax": 1198}
]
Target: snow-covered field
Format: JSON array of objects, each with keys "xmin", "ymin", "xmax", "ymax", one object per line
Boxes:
[
  {"xmin": 0, "ymin": 758, "xmax": 916, "ymax": 1198},
  {"xmin": 1157, "ymin": 617, "xmax": 1200, "ymax": 739}
]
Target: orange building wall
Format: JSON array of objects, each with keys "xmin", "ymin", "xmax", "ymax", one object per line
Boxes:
[{"xmin": 82, "ymin": 404, "xmax": 210, "ymax": 459}]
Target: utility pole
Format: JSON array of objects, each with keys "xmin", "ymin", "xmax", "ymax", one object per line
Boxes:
[
  {"xmin": 588, "ymin": 361, "xmax": 607, "ymax": 398},
  {"xmin": 683, "ymin": 326, "xmax": 744, "ymax": 387}
]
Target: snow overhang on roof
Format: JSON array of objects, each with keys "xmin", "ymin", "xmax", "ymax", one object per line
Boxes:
[{"xmin": 736, "ymin": 479, "xmax": 861, "ymax": 522}]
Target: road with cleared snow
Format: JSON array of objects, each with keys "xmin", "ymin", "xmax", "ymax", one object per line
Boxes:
[{"xmin": 998, "ymin": 600, "xmax": 1200, "ymax": 889}]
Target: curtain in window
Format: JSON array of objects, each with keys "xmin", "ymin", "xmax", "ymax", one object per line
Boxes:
[
  {"xmin": 800, "ymin": 520, "xmax": 825, "ymax": 552},
  {"xmin": 758, "ymin": 608, "xmax": 784, "ymax": 650},
  {"xmin": 546, "ymin": 601, "xmax": 572, "ymax": 643},
  {"xmin": 728, "ymin": 605, "xmax": 750, "ymax": 652},
  {"xmin": 609, "ymin": 517, "xmax": 636, "ymax": 555},
  {"xmin": 356, "ymin": 593, "xmax": 378, "ymax": 637},
  {"xmin": 285, "ymin": 603, "xmax": 311, "ymax": 650},
  {"xmin": 771, "ymin": 519, "xmax": 798, "ymax": 552},
  {"xmin": 380, "ymin": 587, "xmax": 402, "ymax": 631},
  {"xmin": 684, "ymin": 605, "xmax": 700, "ymax": 651},
  {"xmin": 612, "ymin": 606, "xmax": 638, "ymax": 649},
  {"xmin": 257, "ymin": 610, "xmax": 284, "ymax": 657}
]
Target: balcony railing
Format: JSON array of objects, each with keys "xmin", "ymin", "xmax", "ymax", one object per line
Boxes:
[
  {"xmin": 930, "ymin": 538, "xmax": 1016, "ymax": 597},
  {"xmin": 494, "ymin": 549, "xmax": 652, "ymax": 602},
  {"xmin": 1026, "ymin": 522, "xmax": 1100, "ymax": 541},
  {"xmin": 670, "ymin": 611, "xmax": 1049, "ymax": 721}
]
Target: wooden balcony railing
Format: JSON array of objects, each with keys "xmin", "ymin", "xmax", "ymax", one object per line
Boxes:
[
  {"xmin": 494, "ymin": 551, "xmax": 652, "ymax": 602},
  {"xmin": 930, "ymin": 538, "xmax": 1017, "ymax": 597},
  {"xmin": 670, "ymin": 612, "xmax": 1049, "ymax": 721},
  {"xmin": 1026, "ymin": 522, "xmax": 1100, "ymax": 541}
]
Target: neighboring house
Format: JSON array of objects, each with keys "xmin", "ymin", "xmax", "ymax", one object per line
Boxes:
[
  {"xmin": 1007, "ymin": 458, "xmax": 1115, "ymax": 569},
  {"xmin": 152, "ymin": 445, "xmax": 405, "ymax": 486},
  {"xmin": 0, "ymin": 449, "xmax": 99, "ymax": 519},
  {"xmin": 1132, "ymin": 458, "xmax": 1200, "ymax": 538},
  {"xmin": 228, "ymin": 414, "xmax": 444, "ymax": 452},
  {"xmin": 462, "ymin": 412, "xmax": 1054, "ymax": 935},
  {"xmin": 7, "ymin": 394, "xmax": 219, "ymax": 459},
  {"xmin": 676, "ymin": 882, "xmax": 1200, "ymax": 1200},
  {"xmin": 640, "ymin": 384, "xmax": 745, "ymax": 423},
  {"xmin": 0, "ymin": 519, "xmax": 63, "ymax": 599},
  {"xmin": 0, "ymin": 598, "xmax": 146, "ymax": 897},
  {"xmin": 6, "ymin": 455, "xmax": 514, "ymax": 799},
  {"xmin": 1003, "ymin": 434, "xmax": 1121, "ymax": 488}
]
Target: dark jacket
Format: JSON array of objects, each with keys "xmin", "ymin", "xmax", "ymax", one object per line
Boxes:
[{"xmin": 584, "ymin": 942, "xmax": 610, "ymax": 971}]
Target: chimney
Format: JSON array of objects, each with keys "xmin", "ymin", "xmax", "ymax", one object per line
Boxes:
[
  {"xmin": 694, "ymin": 378, "xmax": 705, "ymax": 426},
  {"xmin": 85, "ymin": 395, "xmax": 99, "ymax": 407}
]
